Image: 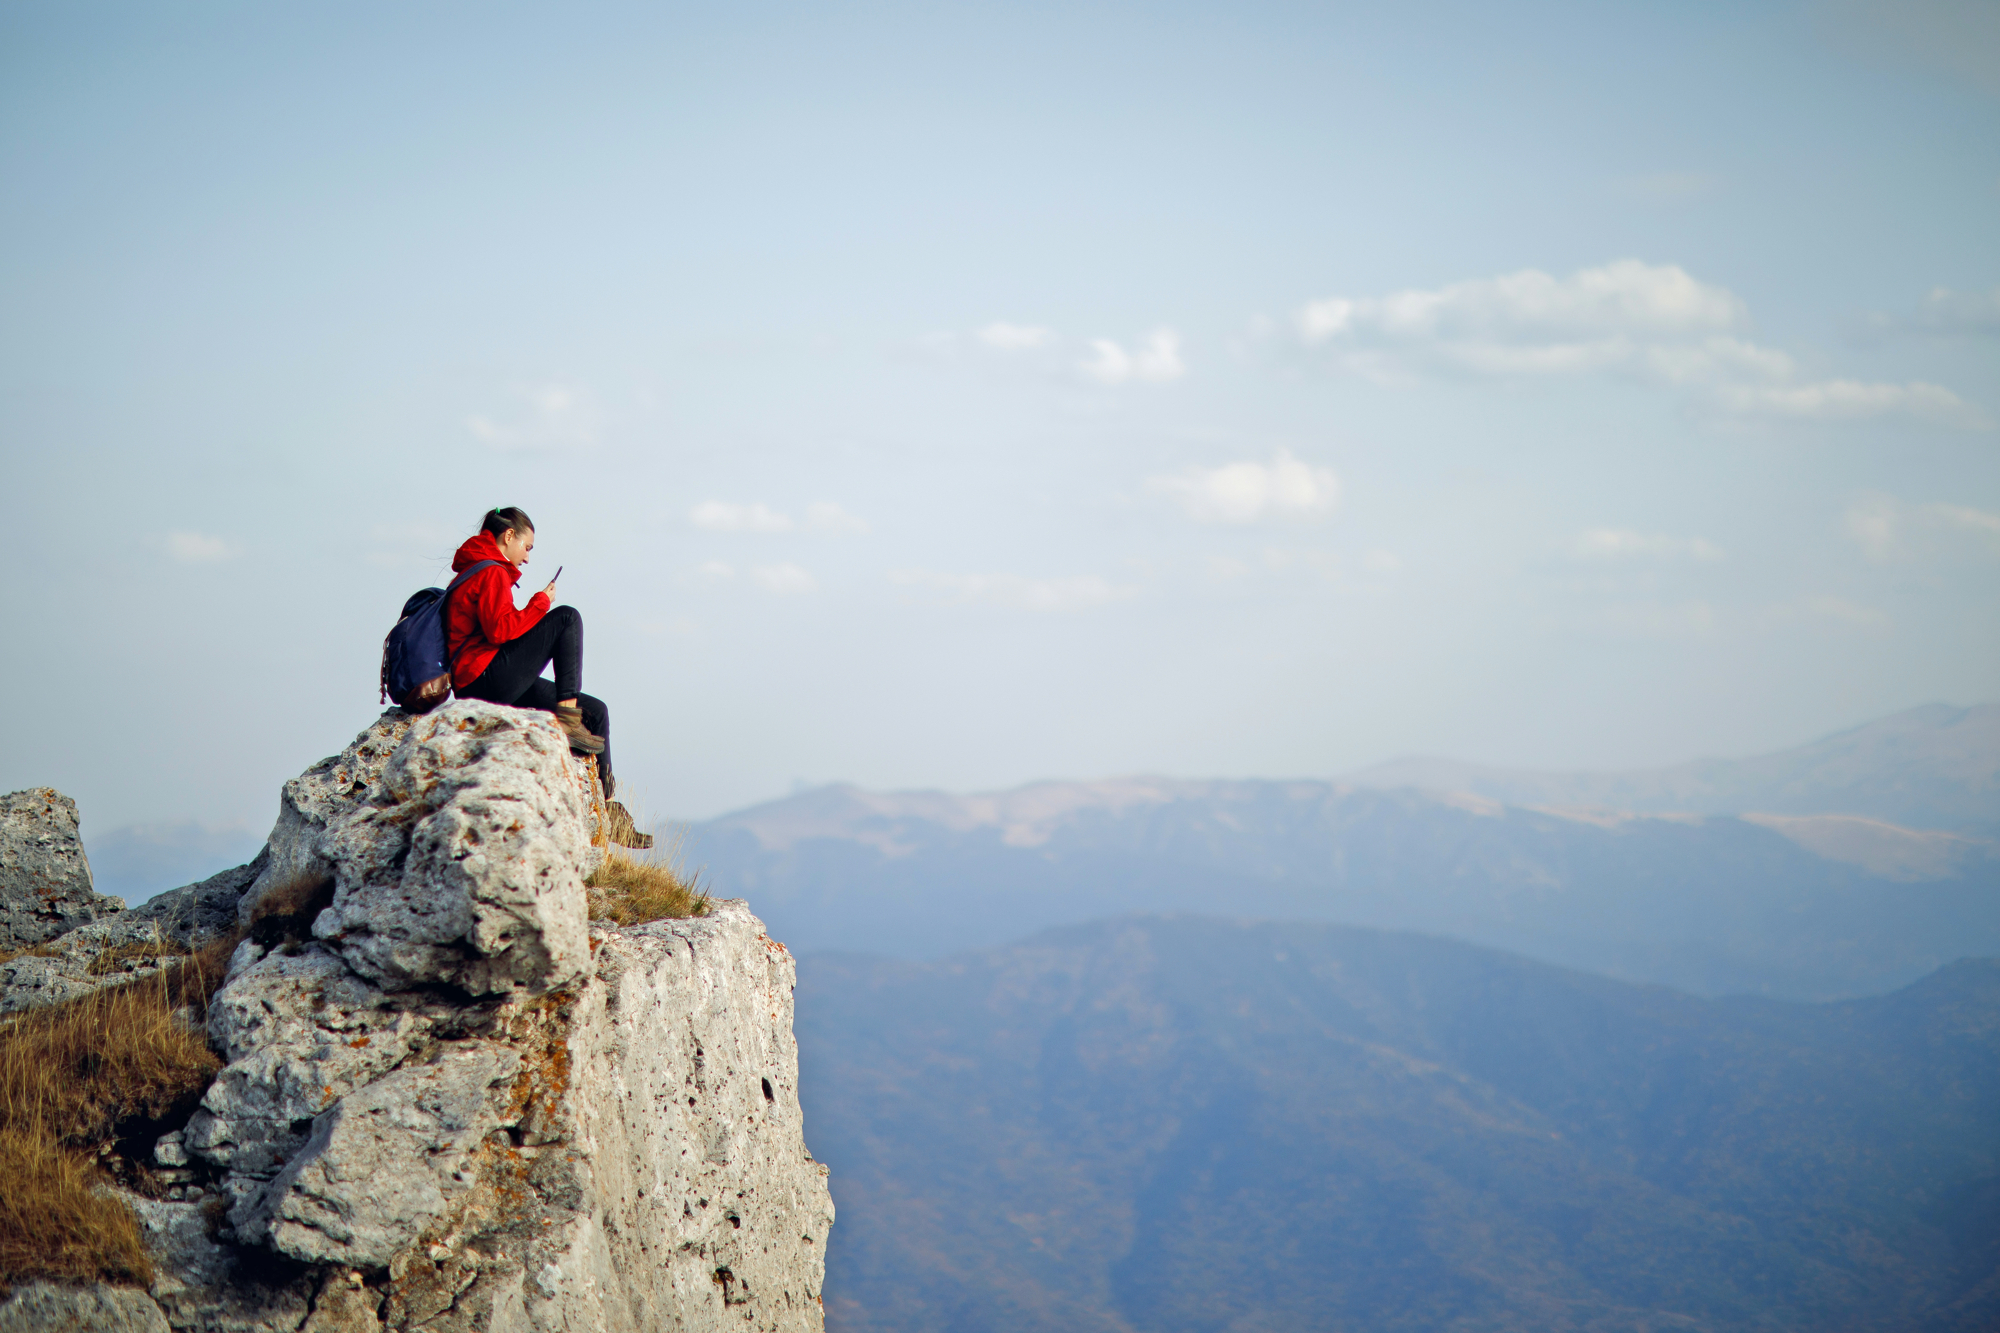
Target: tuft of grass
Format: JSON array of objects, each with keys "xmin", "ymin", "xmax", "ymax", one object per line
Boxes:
[
  {"xmin": 0, "ymin": 943, "xmax": 70, "ymax": 967},
  {"xmin": 0, "ymin": 1131, "xmax": 151, "ymax": 1287},
  {"xmin": 86, "ymin": 937, "xmax": 192, "ymax": 977},
  {"xmin": 246, "ymin": 870, "xmax": 336, "ymax": 947},
  {"xmin": 586, "ymin": 844, "xmax": 710, "ymax": 924},
  {"xmin": 0, "ymin": 930, "xmax": 239, "ymax": 1288}
]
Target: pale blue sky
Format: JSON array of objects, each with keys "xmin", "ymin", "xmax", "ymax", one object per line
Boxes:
[{"xmin": 3, "ymin": 0, "xmax": 1996, "ymax": 865}]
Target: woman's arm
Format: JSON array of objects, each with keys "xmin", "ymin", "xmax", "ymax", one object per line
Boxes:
[{"xmin": 469, "ymin": 565, "xmax": 551, "ymax": 646}]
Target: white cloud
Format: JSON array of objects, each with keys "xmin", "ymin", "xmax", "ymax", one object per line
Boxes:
[
  {"xmin": 1934, "ymin": 503, "xmax": 2000, "ymax": 537},
  {"xmin": 1574, "ymin": 529, "xmax": 1723, "ymax": 561},
  {"xmin": 1078, "ymin": 328, "xmax": 1185, "ymax": 385},
  {"xmin": 751, "ymin": 563, "xmax": 817, "ymax": 594},
  {"xmin": 1847, "ymin": 497, "xmax": 2000, "ymax": 560},
  {"xmin": 1363, "ymin": 549, "xmax": 1402, "ymax": 574},
  {"xmin": 1148, "ymin": 448, "xmax": 1340, "ymax": 524},
  {"xmin": 690, "ymin": 500, "xmax": 869, "ymax": 535},
  {"xmin": 976, "ymin": 322, "xmax": 1052, "ymax": 350},
  {"xmin": 690, "ymin": 501, "xmax": 794, "ymax": 533},
  {"xmin": 467, "ymin": 382, "xmax": 598, "ymax": 451},
  {"xmin": 1300, "ymin": 260, "xmax": 1745, "ymax": 347},
  {"xmin": 1881, "ymin": 285, "xmax": 2000, "ymax": 340},
  {"xmin": 1294, "ymin": 260, "xmax": 1988, "ymax": 428},
  {"xmin": 1715, "ymin": 379, "xmax": 1980, "ymax": 426},
  {"xmin": 166, "ymin": 531, "xmax": 235, "ymax": 563},
  {"xmin": 891, "ymin": 570, "xmax": 1137, "ymax": 612}
]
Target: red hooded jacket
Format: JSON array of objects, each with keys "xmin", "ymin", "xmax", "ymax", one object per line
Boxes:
[{"xmin": 446, "ymin": 531, "xmax": 551, "ymax": 689}]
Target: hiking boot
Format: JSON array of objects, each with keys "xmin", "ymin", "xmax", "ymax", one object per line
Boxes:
[
  {"xmin": 553, "ymin": 704, "xmax": 606, "ymax": 755},
  {"xmin": 606, "ymin": 800, "xmax": 652, "ymax": 849}
]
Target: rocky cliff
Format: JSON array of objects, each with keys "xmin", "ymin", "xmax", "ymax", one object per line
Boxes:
[{"xmin": 0, "ymin": 701, "xmax": 833, "ymax": 1332}]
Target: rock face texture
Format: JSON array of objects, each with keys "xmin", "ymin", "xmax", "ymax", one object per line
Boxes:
[
  {"xmin": 0, "ymin": 786, "xmax": 126, "ymax": 949},
  {"xmin": 0, "ymin": 855, "xmax": 266, "ymax": 1016},
  {"xmin": 0, "ymin": 701, "xmax": 831, "ymax": 1332},
  {"xmin": 0, "ymin": 1280, "xmax": 172, "ymax": 1333}
]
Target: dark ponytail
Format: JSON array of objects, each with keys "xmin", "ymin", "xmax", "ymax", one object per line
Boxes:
[{"xmin": 481, "ymin": 506, "xmax": 535, "ymax": 538}]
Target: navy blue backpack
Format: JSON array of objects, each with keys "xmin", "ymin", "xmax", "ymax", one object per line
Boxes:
[{"xmin": 379, "ymin": 560, "xmax": 500, "ymax": 712}]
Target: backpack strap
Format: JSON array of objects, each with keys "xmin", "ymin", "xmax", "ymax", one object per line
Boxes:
[
  {"xmin": 441, "ymin": 559, "xmax": 504, "ymax": 682},
  {"xmin": 443, "ymin": 559, "xmax": 502, "ymax": 601}
]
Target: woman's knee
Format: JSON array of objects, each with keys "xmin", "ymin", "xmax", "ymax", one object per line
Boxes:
[{"xmin": 548, "ymin": 604, "xmax": 582, "ymax": 630}]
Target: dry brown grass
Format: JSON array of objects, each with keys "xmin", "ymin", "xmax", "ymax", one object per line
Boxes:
[
  {"xmin": 586, "ymin": 845, "xmax": 709, "ymax": 924},
  {"xmin": 0, "ymin": 943, "xmax": 68, "ymax": 967},
  {"xmin": 85, "ymin": 937, "xmax": 191, "ymax": 976},
  {"xmin": 0, "ymin": 931, "xmax": 238, "ymax": 1288}
]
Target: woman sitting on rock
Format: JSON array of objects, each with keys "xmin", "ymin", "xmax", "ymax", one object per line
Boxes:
[{"xmin": 447, "ymin": 506, "xmax": 616, "ymax": 795}]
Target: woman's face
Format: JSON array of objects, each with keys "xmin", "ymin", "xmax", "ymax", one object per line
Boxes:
[{"xmin": 498, "ymin": 525, "xmax": 535, "ymax": 566}]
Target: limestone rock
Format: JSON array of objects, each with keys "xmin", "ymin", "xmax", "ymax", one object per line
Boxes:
[
  {"xmin": 256, "ymin": 1041, "xmax": 523, "ymax": 1267},
  {"xmin": 185, "ymin": 943, "xmax": 438, "ymax": 1182},
  {"xmin": 0, "ymin": 910, "xmax": 188, "ymax": 1017},
  {"xmin": 299, "ymin": 1275, "xmax": 385, "ymax": 1333},
  {"xmin": 0, "ymin": 946, "xmax": 106, "ymax": 1014},
  {"xmin": 0, "ymin": 787, "xmax": 125, "ymax": 950},
  {"xmin": 314, "ymin": 702, "xmax": 592, "ymax": 994},
  {"xmin": 0, "ymin": 1281, "xmax": 171, "ymax": 1333},
  {"xmin": 514, "ymin": 899, "xmax": 836, "ymax": 1330}
]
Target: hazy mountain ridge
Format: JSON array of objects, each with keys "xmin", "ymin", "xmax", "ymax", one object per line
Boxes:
[
  {"xmin": 681, "ymin": 703, "xmax": 2000, "ymax": 998},
  {"xmin": 798, "ymin": 916, "xmax": 2000, "ymax": 1333},
  {"xmin": 690, "ymin": 791, "xmax": 1998, "ymax": 1001},
  {"xmin": 1347, "ymin": 702, "xmax": 2000, "ymax": 835}
]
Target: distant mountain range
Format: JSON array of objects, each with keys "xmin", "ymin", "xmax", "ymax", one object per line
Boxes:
[
  {"xmin": 681, "ymin": 704, "xmax": 1999, "ymax": 1000},
  {"xmin": 797, "ymin": 917, "xmax": 2000, "ymax": 1333},
  {"xmin": 1347, "ymin": 702, "xmax": 1999, "ymax": 836}
]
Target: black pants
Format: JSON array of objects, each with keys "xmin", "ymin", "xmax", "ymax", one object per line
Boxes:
[{"xmin": 459, "ymin": 605, "xmax": 612, "ymax": 787}]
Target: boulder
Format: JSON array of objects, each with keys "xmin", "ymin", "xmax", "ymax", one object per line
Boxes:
[
  {"xmin": 254, "ymin": 1041, "xmax": 524, "ymax": 1267},
  {"xmin": 183, "ymin": 942, "xmax": 446, "ymax": 1186},
  {"xmin": 0, "ymin": 787, "xmax": 125, "ymax": 950},
  {"xmin": 309, "ymin": 702, "xmax": 595, "ymax": 995}
]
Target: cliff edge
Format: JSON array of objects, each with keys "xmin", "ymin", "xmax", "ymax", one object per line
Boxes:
[{"xmin": 0, "ymin": 701, "xmax": 833, "ymax": 1332}]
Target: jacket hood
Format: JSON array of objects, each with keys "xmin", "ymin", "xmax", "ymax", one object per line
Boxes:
[{"xmin": 452, "ymin": 530, "xmax": 521, "ymax": 581}]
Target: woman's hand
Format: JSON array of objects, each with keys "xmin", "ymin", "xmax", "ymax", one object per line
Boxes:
[{"xmin": 542, "ymin": 573, "xmax": 561, "ymax": 599}]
